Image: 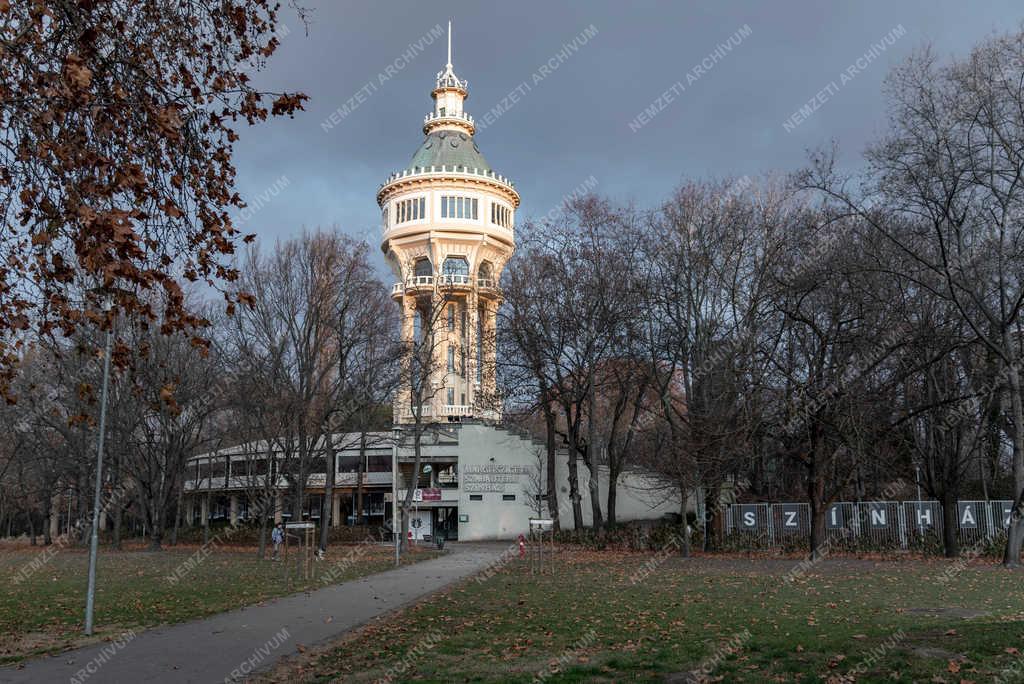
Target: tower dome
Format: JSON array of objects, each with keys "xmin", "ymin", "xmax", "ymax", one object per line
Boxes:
[{"xmin": 379, "ymin": 21, "xmax": 518, "ymax": 424}]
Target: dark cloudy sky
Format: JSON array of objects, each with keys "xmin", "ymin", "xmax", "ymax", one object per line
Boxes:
[{"xmin": 231, "ymin": 0, "xmax": 1021, "ymax": 267}]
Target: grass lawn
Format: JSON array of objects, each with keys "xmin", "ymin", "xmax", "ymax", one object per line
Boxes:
[
  {"xmin": 266, "ymin": 549, "xmax": 1024, "ymax": 683},
  {"xmin": 0, "ymin": 540, "xmax": 437, "ymax": 665}
]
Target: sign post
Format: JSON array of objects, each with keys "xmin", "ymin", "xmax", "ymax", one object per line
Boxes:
[
  {"xmin": 529, "ymin": 518, "xmax": 554, "ymax": 575},
  {"xmin": 285, "ymin": 522, "xmax": 316, "ymax": 581}
]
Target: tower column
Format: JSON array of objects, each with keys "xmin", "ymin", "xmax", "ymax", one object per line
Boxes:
[
  {"xmin": 396, "ymin": 293, "xmax": 417, "ymax": 423},
  {"xmin": 481, "ymin": 299, "xmax": 499, "ymax": 407},
  {"xmin": 466, "ymin": 288, "xmax": 480, "ymax": 409}
]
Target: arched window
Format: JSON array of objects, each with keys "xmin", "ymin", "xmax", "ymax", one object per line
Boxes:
[
  {"xmin": 442, "ymin": 257, "xmax": 469, "ymax": 277},
  {"xmin": 414, "ymin": 258, "xmax": 432, "ymax": 278},
  {"xmin": 478, "ymin": 261, "xmax": 493, "ymax": 280}
]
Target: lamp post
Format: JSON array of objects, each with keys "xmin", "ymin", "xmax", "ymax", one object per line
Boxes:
[
  {"xmin": 914, "ymin": 463, "xmax": 924, "ymax": 537},
  {"xmin": 392, "ymin": 427, "xmax": 399, "ymax": 567},
  {"xmin": 84, "ymin": 296, "xmax": 114, "ymax": 636}
]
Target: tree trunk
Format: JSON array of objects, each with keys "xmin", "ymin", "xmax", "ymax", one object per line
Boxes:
[
  {"xmin": 941, "ymin": 490, "xmax": 959, "ymax": 558},
  {"xmin": 703, "ymin": 483, "xmax": 720, "ymax": 552},
  {"xmin": 42, "ymin": 491, "xmax": 52, "ymax": 546},
  {"xmin": 202, "ymin": 489, "xmax": 211, "ymax": 545},
  {"xmin": 584, "ymin": 387, "xmax": 603, "ymax": 531},
  {"xmin": 148, "ymin": 501, "xmax": 163, "ymax": 551},
  {"xmin": 320, "ymin": 433, "xmax": 336, "ymax": 553},
  {"xmin": 356, "ymin": 431, "xmax": 367, "ymax": 525},
  {"xmin": 1003, "ymin": 361, "xmax": 1024, "ymax": 567},
  {"xmin": 112, "ymin": 496, "xmax": 123, "ymax": 550},
  {"xmin": 399, "ymin": 424, "xmax": 425, "ymax": 553},
  {"xmin": 544, "ymin": 408, "xmax": 559, "ymax": 531},
  {"xmin": 679, "ymin": 489, "xmax": 690, "ymax": 558},
  {"xmin": 808, "ymin": 458, "xmax": 826, "ymax": 559},
  {"xmin": 566, "ymin": 445, "xmax": 583, "ymax": 530},
  {"xmin": 292, "ymin": 480, "xmax": 305, "ymax": 522},
  {"xmin": 111, "ymin": 451, "xmax": 123, "ymax": 550},
  {"xmin": 257, "ymin": 513, "xmax": 268, "ymax": 560},
  {"xmin": 170, "ymin": 483, "xmax": 184, "ymax": 547},
  {"xmin": 27, "ymin": 509, "xmax": 36, "ymax": 546},
  {"xmin": 585, "ymin": 460, "xmax": 603, "ymax": 531},
  {"xmin": 606, "ymin": 468, "xmax": 618, "ymax": 526}
]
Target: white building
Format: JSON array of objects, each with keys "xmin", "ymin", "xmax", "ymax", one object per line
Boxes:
[{"xmin": 183, "ymin": 26, "xmax": 680, "ymax": 541}]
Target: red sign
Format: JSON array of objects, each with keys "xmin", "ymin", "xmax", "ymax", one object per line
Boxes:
[{"xmin": 421, "ymin": 488, "xmax": 442, "ymax": 501}]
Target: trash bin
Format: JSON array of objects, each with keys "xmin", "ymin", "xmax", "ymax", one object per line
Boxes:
[{"xmin": 435, "ymin": 531, "xmax": 446, "ymax": 550}]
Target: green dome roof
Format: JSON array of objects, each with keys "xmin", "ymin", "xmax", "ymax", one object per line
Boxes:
[{"xmin": 406, "ymin": 130, "xmax": 490, "ymax": 173}]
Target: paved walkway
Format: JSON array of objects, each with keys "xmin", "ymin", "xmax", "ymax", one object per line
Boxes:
[{"xmin": 0, "ymin": 542, "xmax": 507, "ymax": 684}]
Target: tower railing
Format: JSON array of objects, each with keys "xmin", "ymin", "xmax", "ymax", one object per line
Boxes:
[
  {"xmin": 437, "ymin": 274, "xmax": 472, "ymax": 287},
  {"xmin": 424, "ymin": 111, "xmax": 474, "ymax": 125},
  {"xmin": 393, "ymin": 275, "xmax": 499, "ymax": 296},
  {"xmin": 380, "ymin": 165, "xmax": 516, "ymax": 191}
]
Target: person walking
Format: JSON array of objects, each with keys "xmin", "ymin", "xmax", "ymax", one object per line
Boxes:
[{"xmin": 271, "ymin": 522, "xmax": 284, "ymax": 561}]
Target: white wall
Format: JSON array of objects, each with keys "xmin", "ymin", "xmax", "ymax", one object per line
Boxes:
[
  {"xmin": 456, "ymin": 424, "xmax": 540, "ymax": 541},
  {"xmin": 453, "ymin": 424, "xmax": 684, "ymax": 541}
]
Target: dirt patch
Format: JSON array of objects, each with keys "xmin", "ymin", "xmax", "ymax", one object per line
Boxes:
[
  {"xmin": 911, "ymin": 645, "xmax": 961, "ymax": 660},
  {"xmin": 903, "ymin": 607, "xmax": 990, "ymax": 619},
  {"xmin": 0, "ymin": 624, "xmax": 137, "ymax": 666}
]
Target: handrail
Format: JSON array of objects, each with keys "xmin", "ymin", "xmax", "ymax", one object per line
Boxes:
[{"xmin": 380, "ymin": 165, "xmax": 516, "ymax": 190}]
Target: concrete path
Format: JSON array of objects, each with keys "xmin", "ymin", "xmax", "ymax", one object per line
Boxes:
[{"xmin": 0, "ymin": 542, "xmax": 507, "ymax": 684}]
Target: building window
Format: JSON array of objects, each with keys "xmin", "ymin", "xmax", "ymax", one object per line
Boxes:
[
  {"xmin": 382, "ymin": 207, "xmax": 389, "ymax": 228},
  {"xmin": 448, "ymin": 305, "xmax": 455, "ymax": 331},
  {"xmin": 502, "ymin": 494, "xmax": 516, "ymax": 501},
  {"xmin": 491, "ymin": 203, "xmax": 511, "ymax": 228},
  {"xmin": 469, "ymin": 494, "xmax": 483, "ymax": 501},
  {"xmin": 441, "ymin": 196, "xmax": 478, "ymax": 220},
  {"xmin": 439, "ymin": 106, "xmax": 446, "ymax": 116},
  {"xmin": 447, "ymin": 346, "xmax": 455, "ymax": 372},
  {"xmin": 414, "ymin": 258, "xmax": 432, "ymax": 278},
  {"xmin": 395, "ymin": 197, "xmax": 425, "ymax": 225},
  {"xmin": 442, "ymin": 256, "xmax": 469, "ymax": 278},
  {"xmin": 447, "ymin": 387, "xmax": 455, "ymax": 405}
]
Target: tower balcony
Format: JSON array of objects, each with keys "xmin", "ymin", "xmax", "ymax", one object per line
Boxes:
[
  {"xmin": 423, "ymin": 111, "xmax": 475, "ymax": 135},
  {"xmin": 393, "ymin": 275, "xmax": 492, "ymax": 299},
  {"xmin": 392, "ymin": 275, "xmax": 435, "ymax": 299},
  {"xmin": 477, "ymin": 278, "xmax": 500, "ymax": 297},
  {"xmin": 437, "ymin": 274, "xmax": 473, "ymax": 291},
  {"xmin": 378, "ymin": 165, "xmax": 517, "ymax": 200},
  {"xmin": 442, "ymin": 404, "xmax": 473, "ymax": 418}
]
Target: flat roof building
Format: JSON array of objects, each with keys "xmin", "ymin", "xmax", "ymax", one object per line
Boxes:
[{"xmin": 182, "ymin": 25, "xmax": 680, "ymax": 542}]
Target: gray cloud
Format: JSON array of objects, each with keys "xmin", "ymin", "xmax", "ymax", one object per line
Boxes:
[{"xmin": 228, "ymin": 0, "xmax": 1022, "ymax": 275}]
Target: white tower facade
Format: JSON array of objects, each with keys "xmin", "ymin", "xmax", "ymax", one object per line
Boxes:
[{"xmin": 379, "ymin": 24, "xmax": 519, "ymax": 423}]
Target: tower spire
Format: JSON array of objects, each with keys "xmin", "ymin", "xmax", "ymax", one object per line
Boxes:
[{"xmin": 434, "ymin": 19, "xmax": 467, "ymax": 93}]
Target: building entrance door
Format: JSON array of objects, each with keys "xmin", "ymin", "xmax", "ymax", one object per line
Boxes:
[
  {"xmin": 408, "ymin": 510, "xmax": 432, "ymax": 541},
  {"xmin": 437, "ymin": 506, "xmax": 459, "ymax": 541}
]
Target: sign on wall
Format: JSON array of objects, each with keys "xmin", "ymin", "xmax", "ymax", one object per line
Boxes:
[
  {"xmin": 958, "ymin": 502, "xmax": 978, "ymax": 529},
  {"xmin": 413, "ymin": 488, "xmax": 442, "ymax": 502},
  {"xmin": 462, "ymin": 464, "xmax": 531, "ymax": 493},
  {"xmin": 737, "ymin": 504, "xmax": 759, "ymax": 530},
  {"xmin": 826, "ymin": 504, "xmax": 844, "ymax": 529},
  {"xmin": 780, "ymin": 503, "xmax": 801, "ymax": 532},
  {"xmin": 911, "ymin": 503, "xmax": 936, "ymax": 529},
  {"xmin": 867, "ymin": 503, "xmax": 890, "ymax": 529}
]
